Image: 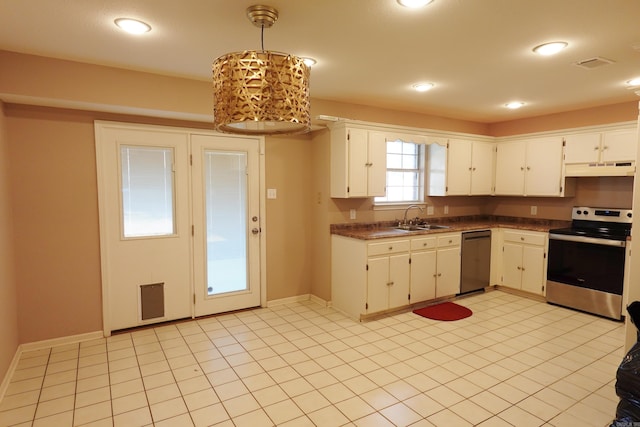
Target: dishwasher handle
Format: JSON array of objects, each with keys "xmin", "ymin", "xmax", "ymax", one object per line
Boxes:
[{"xmin": 462, "ymin": 230, "xmax": 491, "ymax": 241}]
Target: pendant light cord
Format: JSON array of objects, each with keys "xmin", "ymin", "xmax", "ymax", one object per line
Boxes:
[{"xmin": 261, "ymin": 24, "xmax": 265, "ymax": 51}]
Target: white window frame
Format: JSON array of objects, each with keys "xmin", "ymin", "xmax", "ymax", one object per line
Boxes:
[{"xmin": 374, "ymin": 139, "xmax": 425, "ymax": 206}]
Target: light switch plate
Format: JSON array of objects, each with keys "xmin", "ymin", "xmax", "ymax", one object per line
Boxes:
[
  {"xmin": 531, "ymin": 205, "xmax": 537, "ymax": 215},
  {"xmin": 267, "ymin": 188, "xmax": 277, "ymax": 199}
]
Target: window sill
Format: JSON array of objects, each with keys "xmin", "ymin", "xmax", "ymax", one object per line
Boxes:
[{"xmin": 372, "ymin": 203, "xmax": 427, "ymax": 211}]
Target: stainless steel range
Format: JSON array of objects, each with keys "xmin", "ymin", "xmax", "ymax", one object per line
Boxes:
[{"xmin": 547, "ymin": 206, "xmax": 632, "ymax": 320}]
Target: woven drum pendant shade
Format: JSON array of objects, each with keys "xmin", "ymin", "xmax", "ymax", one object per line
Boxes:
[{"xmin": 212, "ymin": 50, "xmax": 311, "ymax": 135}]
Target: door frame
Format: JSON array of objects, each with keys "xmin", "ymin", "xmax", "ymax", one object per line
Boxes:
[{"xmin": 95, "ymin": 121, "xmax": 267, "ymax": 336}]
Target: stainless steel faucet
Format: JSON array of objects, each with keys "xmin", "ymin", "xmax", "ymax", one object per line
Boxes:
[{"xmin": 403, "ymin": 204, "xmax": 424, "ymax": 225}]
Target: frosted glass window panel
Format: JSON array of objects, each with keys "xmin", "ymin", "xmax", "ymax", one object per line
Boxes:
[
  {"xmin": 120, "ymin": 146, "xmax": 176, "ymax": 238},
  {"xmin": 205, "ymin": 151, "xmax": 248, "ymax": 295}
]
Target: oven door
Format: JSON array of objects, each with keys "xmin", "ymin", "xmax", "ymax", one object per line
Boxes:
[{"xmin": 546, "ymin": 234, "xmax": 626, "ymax": 319}]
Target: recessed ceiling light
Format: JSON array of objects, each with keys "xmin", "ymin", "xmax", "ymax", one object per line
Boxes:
[
  {"xmin": 397, "ymin": 0, "xmax": 434, "ymax": 8},
  {"xmin": 301, "ymin": 57, "xmax": 317, "ymax": 67},
  {"xmin": 532, "ymin": 41, "xmax": 568, "ymax": 56},
  {"xmin": 412, "ymin": 83, "xmax": 434, "ymax": 92},
  {"xmin": 505, "ymin": 101, "xmax": 525, "ymax": 109},
  {"xmin": 115, "ymin": 18, "xmax": 151, "ymax": 35},
  {"xmin": 626, "ymin": 77, "xmax": 640, "ymax": 86}
]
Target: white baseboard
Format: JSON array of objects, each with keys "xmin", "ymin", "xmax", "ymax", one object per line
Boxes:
[
  {"xmin": 267, "ymin": 294, "xmax": 331, "ymax": 308},
  {"xmin": 20, "ymin": 331, "xmax": 104, "ymax": 353},
  {"xmin": 266, "ymin": 294, "xmax": 311, "ymax": 307},
  {"xmin": 0, "ymin": 346, "xmax": 22, "ymax": 404},
  {"xmin": 0, "ymin": 330, "xmax": 104, "ymax": 403},
  {"xmin": 309, "ymin": 294, "xmax": 329, "ymax": 307}
]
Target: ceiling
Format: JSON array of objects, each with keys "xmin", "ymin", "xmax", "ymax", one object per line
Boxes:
[{"xmin": 1, "ymin": 0, "xmax": 640, "ymax": 123}]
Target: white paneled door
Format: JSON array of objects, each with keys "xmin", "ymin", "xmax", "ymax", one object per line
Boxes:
[{"xmin": 95, "ymin": 122, "xmax": 263, "ymax": 334}]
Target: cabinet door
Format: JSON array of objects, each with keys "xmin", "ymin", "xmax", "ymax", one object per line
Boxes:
[
  {"xmin": 470, "ymin": 142, "xmax": 495, "ymax": 195},
  {"xmin": 410, "ymin": 250, "xmax": 436, "ymax": 303},
  {"xmin": 368, "ymin": 132, "xmax": 388, "ymax": 197},
  {"xmin": 564, "ymin": 133, "xmax": 601, "ymax": 164},
  {"xmin": 494, "ymin": 141, "xmax": 525, "ymax": 195},
  {"xmin": 435, "ymin": 246, "xmax": 461, "ymax": 297},
  {"xmin": 388, "ymin": 253, "xmax": 410, "ymax": 309},
  {"xmin": 367, "ymin": 256, "xmax": 389, "ymax": 313},
  {"xmin": 521, "ymin": 245, "xmax": 545, "ymax": 295},
  {"xmin": 602, "ymin": 129, "xmax": 638, "ymax": 163},
  {"xmin": 347, "ymin": 128, "xmax": 369, "ymax": 197},
  {"xmin": 502, "ymin": 242, "xmax": 522, "ymax": 289},
  {"xmin": 446, "ymin": 139, "xmax": 472, "ymax": 195},
  {"xmin": 524, "ymin": 137, "xmax": 563, "ymax": 196}
]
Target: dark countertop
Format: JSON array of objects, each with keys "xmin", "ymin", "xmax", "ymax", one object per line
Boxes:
[{"xmin": 330, "ymin": 215, "xmax": 572, "ymax": 240}]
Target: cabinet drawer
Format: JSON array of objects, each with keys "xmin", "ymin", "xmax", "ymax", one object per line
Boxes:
[
  {"xmin": 437, "ymin": 234, "xmax": 461, "ymax": 248},
  {"xmin": 503, "ymin": 230, "xmax": 545, "ymax": 246},
  {"xmin": 411, "ymin": 236, "xmax": 437, "ymax": 251},
  {"xmin": 367, "ymin": 239, "xmax": 410, "ymax": 256},
  {"xmin": 411, "ymin": 237, "xmax": 438, "ymax": 251}
]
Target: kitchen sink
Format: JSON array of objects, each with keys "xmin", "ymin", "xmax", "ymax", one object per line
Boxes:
[{"xmin": 394, "ymin": 224, "xmax": 450, "ymax": 231}]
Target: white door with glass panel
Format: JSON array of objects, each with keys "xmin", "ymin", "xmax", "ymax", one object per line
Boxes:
[
  {"xmin": 96, "ymin": 122, "xmax": 262, "ymax": 333},
  {"xmin": 191, "ymin": 134, "xmax": 261, "ymax": 316}
]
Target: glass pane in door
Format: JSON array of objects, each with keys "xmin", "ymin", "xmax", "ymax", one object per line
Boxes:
[
  {"xmin": 120, "ymin": 146, "xmax": 175, "ymax": 238},
  {"xmin": 204, "ymin": 151, "xmax": 248, "ymax": 295}
]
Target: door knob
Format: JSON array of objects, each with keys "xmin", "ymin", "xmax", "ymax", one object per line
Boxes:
[{"xmin": 252, "ymin": 228, "xmax": 260, "ymax": 235}]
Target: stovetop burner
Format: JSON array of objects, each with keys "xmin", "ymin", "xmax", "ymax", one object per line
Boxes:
[{"xmin": 549, "ymin": 206, "xmax": 632, "ymax": 241}]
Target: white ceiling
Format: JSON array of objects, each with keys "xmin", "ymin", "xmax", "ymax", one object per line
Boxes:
[{"xmin": 1, "ymin": 0, "xmax": 640, "ymax": 123}]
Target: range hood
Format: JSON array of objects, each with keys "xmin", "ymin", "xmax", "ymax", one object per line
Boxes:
[{"xmin": 565, "ymin": 162, "xmax": 635, "ymax": 177}]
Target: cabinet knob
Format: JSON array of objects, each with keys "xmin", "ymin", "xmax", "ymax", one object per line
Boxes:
[
  {"xmin": 472, "ymin": 167, "xmax": 476, "ymax": 171},
  {"xmin": 438, "ymin": 273, "xmax": 442, "ymax": 277},
  {"xmin": 448, "ymin": 240, "xmax": 452, "ymax": 244},
  {"xmin": 522, "ymin": 267, "xmax": 526, "ymax": 271},
  {"xmin": 520, "ymin": 237, "xmax": 525, "ymax": 241},
  {"xmin": 433, "ymin": 273, "xmax": 437, "ymax": 277},
  {"xmin": 602, "ymin": 146, "xmax": 609, "ymax": 150},
  {"xmin": 517, "ymin": 266, "xmax": 521, "ymax": 270},
  {"xmin": 423, "ymin": 243, "xmax": 428, "ymax": 247},
  {"xmin": 594, "ymin": 146, "xmax": 599, "ymax": 151},
  {"xmin": 468, "ymin": 167, "xmax": 472, "ymax": 171},
  {"xmin": 520, "ymin": 166, "xmax": 525, "ymax": 171},
  {"xmin": 388, "ymin": 246, "xmax": 393, "ymax": 250},
  {"xmin": 387, "ymin": 281, "xmax": 394, "ymax": 286},
  {"xmin": 526, "ymin": 166, "xmax": 531, "ymax": 171}
]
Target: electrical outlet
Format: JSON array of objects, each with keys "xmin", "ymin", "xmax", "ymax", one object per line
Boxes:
[
  {"xmin": 349, "ymin": 209, "xmax": 356, "ymax": 220},
  {"xmin": 444, "ymin": 205, "xmax": 449, "ymax": 214},
  {"xmin": 427, "ymin": 206, "xmax": 434, "ymax": 215},
  {"xmin": 267, "ymin": 188, "xmax": 277, "ymax": 199},
  {"xmin": 531, "ymin": 205, "xmax": 537, "ymax": 215}
]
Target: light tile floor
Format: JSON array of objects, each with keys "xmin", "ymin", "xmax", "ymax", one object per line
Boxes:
[{"xmin": 0, "ymin": 290, "xmax": 626, "ymax": 427}]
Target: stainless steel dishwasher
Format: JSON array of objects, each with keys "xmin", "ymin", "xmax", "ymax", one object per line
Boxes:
[{"xmin": 460, "ymin": 230, "xmax": 491, "ymax": 294}]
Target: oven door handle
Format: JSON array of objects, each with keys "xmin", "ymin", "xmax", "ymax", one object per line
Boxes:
[{"xmin": 549, "ymin": 233, "xmax": 626, "ymax": 247}]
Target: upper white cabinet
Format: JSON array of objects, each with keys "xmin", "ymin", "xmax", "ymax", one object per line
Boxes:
[
  {"xmin": 564, "ymin": 128, "xmax": 637, "ymax": 176},
  {"xmin": 428, "ymin": 139, "xmax": 494, "ymax": 196},
  {"xmin": 494, "ymin": 137, "xmax": 566, "ymax": 196},
  {"xmin": 330, "ymin": 126, "xmax": 386, "ymax": 198}
]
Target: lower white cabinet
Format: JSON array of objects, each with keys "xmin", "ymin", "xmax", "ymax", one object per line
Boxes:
[
  {"xmin": 331, "ymin": 232, "xmax": 461, "ymax": 320},
  {"xmin": 500, "ymin": 229, "xmax": 547, "ymax": 295}
]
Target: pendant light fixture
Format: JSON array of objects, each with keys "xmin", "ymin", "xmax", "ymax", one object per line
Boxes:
[{"xmin": 212, "ymin": 5, "xmax": 311, "ymax": 135}]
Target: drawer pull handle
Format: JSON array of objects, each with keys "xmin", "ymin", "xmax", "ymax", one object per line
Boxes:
[
  {"xmin": 448, "ymin": 240, "xmax": 452, "ymax": 243},
  {"xmin": 423, "ymin": 243, "xmax": 428, "ymax": 247},
  {"xmin": 388, "ymin": 246, "xmax": 393, "ymax": 250}
]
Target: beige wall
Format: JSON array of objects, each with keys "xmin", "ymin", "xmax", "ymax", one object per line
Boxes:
[
  {"xmin": 489, "ymin": 102, "xmax": 638, "ymax": 137},
  {"xmin": 0, "ymin": 102, "xmax": 19, "ymax": 381},
  {"xmin": 7, "ymin": 105, "xmax": 103, "ymax": 344}
]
